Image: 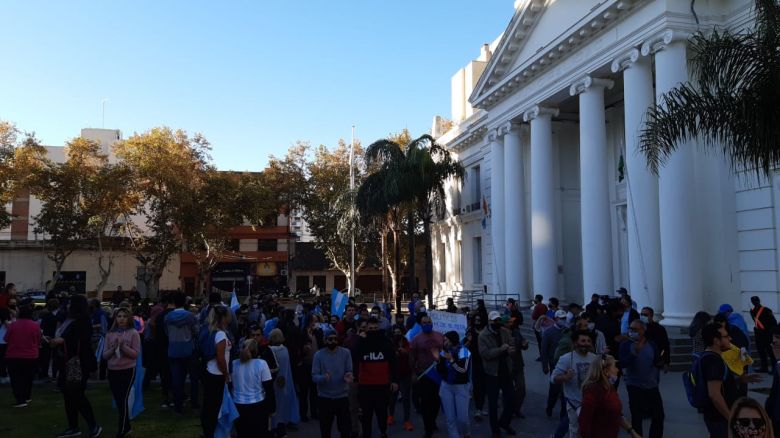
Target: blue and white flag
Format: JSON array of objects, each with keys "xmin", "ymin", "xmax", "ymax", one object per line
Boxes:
[
  {"xmin": 95, "ymin": 336, "xmax": 105, "ymax": 363},
  {"xmin": 111, "ymin": 350, "xmax": 145, "ymax": 419},
  {"xmin": 331, "ymin": 288, "xmax": 348, "ymax": 318},
  {"xmin": 263, "ymin": 317, "xmax": 279, "ymax": 338},
  {"xmin": 230, "ymin": 290, "xmax": 240, "ymax": 313},
  {"xmin": 128, "ymin": 351, "xmax": 145, "ymax": 419},
  {"xmin": 380, "ymin": 303, "xmax": 392, "ymax": 322},
  {"xmin": 405, "ymin": 322, "xmax": 421, "ymax": 342},
  {"xmin": 216, "ymin": 384, "xmax": 239, "ymax": 438}
]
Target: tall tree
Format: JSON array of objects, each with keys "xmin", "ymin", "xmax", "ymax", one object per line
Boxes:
[
  {"xmin": 0, "ymin": 121, "xmax": 46, "ymax": 229},
  {"xmin": 115, "ymin": 127, "xmax": 211, "ymax": 298},
  {"xmin": 81, "ymin": 161, "xmax": 140, "ymax": 299},
  {"xmin": 357, "ymin": 132, "xmax": 464, "ymax": 308},
  {"xmin": 178, "ymin": 170, "xmax": 275, "ymax": 295},
  {"xmin": 640, "ymin": 0, "xmax": 780, "ymax": 176},
  {"xmin": 300, "ymin": 141, "xmax": 376, "ymax": 294},
  {"xmin": 31, "ymin": 137, "xmax": 104, "ymax": 290}
]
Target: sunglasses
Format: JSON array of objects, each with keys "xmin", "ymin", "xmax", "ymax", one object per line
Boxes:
[{"xmin": 736, "ymin": 418, "xmax": 766, "ymax": 428}]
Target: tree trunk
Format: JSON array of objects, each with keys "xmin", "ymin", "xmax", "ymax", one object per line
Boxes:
[
  {"xmin": 392, "ymin": 228, "xmax": 401, "ymax": 316},
  {"xmin": 380, "ymin": 230, "xmax": 388, "ymax": 300},
  {"xmin": 423, "ymin": 217, "xmax": 434, "ymax": 309},
  {"xmin": 406, "ymin": 212, "xmax": 415, "ymax": 295},
  {"xmin": 95, "ymin": 237, "xmax": 114, "ymax": 301}
]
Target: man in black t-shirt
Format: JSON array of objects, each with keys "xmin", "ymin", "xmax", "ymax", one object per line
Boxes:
[{"xmin": 699, "ymin": 322, "xmax": 763, "ymax": 437}]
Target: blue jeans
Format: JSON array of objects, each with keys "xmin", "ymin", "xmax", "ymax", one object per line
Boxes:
[
  {"xmin": 439, "ymin": 382, "xmax": 470, "ymax": 438},
  {"xmin": 169, "ymin": 356, "xmax": 194, "ymax": 411}
]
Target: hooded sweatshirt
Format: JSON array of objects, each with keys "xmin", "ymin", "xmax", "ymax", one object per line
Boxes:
[
  {"xmin": 164, "ymin": 308, "xmax": 198, "ymax": 358},
  {"xmin": 356, "ymin": 331, "xmax": 398, "ymax": 386}
]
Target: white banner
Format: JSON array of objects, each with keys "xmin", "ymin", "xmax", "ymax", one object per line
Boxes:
[{"xmin": 428, "ymin": 309, "xmax": 467, "ymax": 339}]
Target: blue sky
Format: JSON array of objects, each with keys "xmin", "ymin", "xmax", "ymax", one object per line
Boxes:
[{"xmin": 1, "ymin": 1, "xmax": 510, "ymax": 171}]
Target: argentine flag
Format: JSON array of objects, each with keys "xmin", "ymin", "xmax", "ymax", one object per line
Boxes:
[
  {"xmin": 215, "ymin": 385, "xmax": 239, "ymax": 438},
  {"xmin": 405, "ymin": 323, "xmax": 421, "ymax": 342},
  {"xmin": 230, "ymin": 290, "xmax": 240, "ymax": 313},
  {"xmin": 331, "ymin": 288, "xmax": 348, "ymax": 318},
  {"xmin": 128, "ymin": 351, "xmax": 145, "ymax": 419}
]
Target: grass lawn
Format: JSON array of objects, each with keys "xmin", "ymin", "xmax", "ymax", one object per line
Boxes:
[{"xmin": 0, "ymin": 380, "xmax": 203, "ymax": 437}]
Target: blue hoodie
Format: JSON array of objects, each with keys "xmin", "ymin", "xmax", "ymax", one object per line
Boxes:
[{"xmin": 164, "ymin": 308, "xmax": 198, "ymax": 358}]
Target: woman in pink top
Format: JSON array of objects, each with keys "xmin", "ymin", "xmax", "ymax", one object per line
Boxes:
[
  {"xmin": 4, "ymin": 298, "xmax": 41, "ymax": 408},
  {"xmin": 102, "ymin": 307, "xmax": 140, "ymax": 437}
]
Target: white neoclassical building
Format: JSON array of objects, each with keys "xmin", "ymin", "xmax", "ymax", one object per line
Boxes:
[{"xmin": 430, "ymin": 0, "xmax": 778, "ymax": 326}]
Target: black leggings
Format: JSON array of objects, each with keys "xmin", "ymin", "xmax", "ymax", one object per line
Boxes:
[
  {"xmin": 62, "ymin": 374, "xmax": 97, "ymax": 430},
  {"xmin": 235, "ymin": 401, "xmax": 271, "ymax": 438},
  {"xmin": 7, "ymin": 358, "xmax": 37, "ymax": 404},
  {"xmin": 201, "ymin": 372, "xmax": 225, "ymax": 438},
  {"xmin": 108, "ymin": 367, "xmax": 135, "ymax": 435}
]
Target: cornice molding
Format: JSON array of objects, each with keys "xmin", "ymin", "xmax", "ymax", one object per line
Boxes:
[
  {"xmin": 499, "ymin": 120, "xmax": 527, "ymax": 136},
  {"xmin": 610, "ymin": 48, "xmax": 641, "ymax": 73},
  {"xmin": 472, "ymin": 0, "xmax": 648, "ymax": 110},
  {"xmin": 522, "ymin": 105, "xmax": 559, "ymax": 122},
  {"xmin": 569, "ymin": 76, "xmax": 614, "ymax": 96}
]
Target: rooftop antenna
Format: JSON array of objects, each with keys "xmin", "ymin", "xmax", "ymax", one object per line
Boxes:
[{"xmin": 101, "ymin": 98, "xmax": 109, "ymax": 128}]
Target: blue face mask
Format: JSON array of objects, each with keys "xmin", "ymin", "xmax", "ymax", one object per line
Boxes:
[
  {"xmin": 628, "ymin": 331, "xmax": 640, "ymax": 341},
  {"xmin": 608, "ymin": 374, "xmax": 618, "ymax": 385},
  {"xmin": 421, "ymin": 323, "xmax": 433, "ymax": 334}
]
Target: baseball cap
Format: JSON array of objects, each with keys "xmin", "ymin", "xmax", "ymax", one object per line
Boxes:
[
  {"xmin": 718, "ymin": 303, "xmax": 734, "ymax": 314},
  {"xmin": 488, "ymin": 311, "xmax": 502, "ymax": 321},
  {"xmin": 554, "ymin": 310, "xmax": 568, "ymax": 319}
]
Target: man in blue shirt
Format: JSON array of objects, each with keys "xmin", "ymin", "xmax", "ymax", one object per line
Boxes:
[{"xmin": 619, "ymin": 319, "xmax": 663, "ymax": 438}]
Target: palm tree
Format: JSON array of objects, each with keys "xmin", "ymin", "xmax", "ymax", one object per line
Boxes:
[
  {"xmin": 356, "ymin": 133, "xmax": 464, "ymax": 309},
  {"xmin": 640, "ymin": 0, "xmax": 779, "ymax": 176}
]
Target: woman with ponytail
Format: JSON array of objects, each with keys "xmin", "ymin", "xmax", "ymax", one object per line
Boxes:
[{"xmin": 231, "ymin": 338, "xmax": 275, "ymax": 438}]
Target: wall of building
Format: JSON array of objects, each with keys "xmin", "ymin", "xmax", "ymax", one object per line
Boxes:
[{"xmin": 0, "ymin": 248, "xmax": 180, "ymax": 293}]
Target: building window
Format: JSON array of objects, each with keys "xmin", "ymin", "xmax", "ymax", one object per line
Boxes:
[
  {"xmin": 258, "ymin": 239, "xmax": 278, "ymax": 251},
  {"xmin": 438, "ymin": 242, "xmax": 446, "ymax": 283},
  {"xmin": 229, "ymin": 239, "xmax": 240, "ymax": 251},
  {"xmin": 472, "ymin": 165, "xmax": 481, "ymax": 210},
  {"xmin": 473, "ymin": 237, "xmax": 482, "ymax": 284}
]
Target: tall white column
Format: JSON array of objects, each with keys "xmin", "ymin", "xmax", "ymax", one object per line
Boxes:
[
  {"xmin": 523, "ymin": 106, "xmax": 559, "ymax": 299},
  {"xmin": 642, "ymin": 31, "xmax": 703, "ymax": 326},
  {"xmin": 503, "ymin": 122, "xmax": 530, "ymax": 304},
  {"xmin": 612, "ymin": 49, "xmax": 663, "ymax": 314},
  {"xmin": 570, "ymin": 76, "xmax": 614, "ymax": 303},
  {"xmin": 489, "ymin": 130, "xmax": 506, "ymax": 295}
]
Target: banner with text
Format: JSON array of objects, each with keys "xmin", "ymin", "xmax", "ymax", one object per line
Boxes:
[{"xmin": 428, "ymin": 310, "xmax": 467, "ymax": 339}]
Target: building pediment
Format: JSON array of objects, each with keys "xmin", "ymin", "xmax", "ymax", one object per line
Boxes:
[{"xmin": 470, "ymin": 0, "xmax": 647, "ymax": 110}]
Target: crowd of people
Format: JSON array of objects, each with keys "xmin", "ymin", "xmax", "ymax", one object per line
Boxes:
[{"xmin": 0, "ymin": 282, "xmax": 779, "ymax": 438}]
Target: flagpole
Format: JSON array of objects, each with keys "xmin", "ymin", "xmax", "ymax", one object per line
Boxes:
[{"xmin": 350, "ymin": 125, "xmax": 356, "ymax": 298}]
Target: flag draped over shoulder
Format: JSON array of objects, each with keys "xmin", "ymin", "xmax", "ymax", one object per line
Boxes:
[
  {"xmin": 95, "ymin": 336, "xmax": 105, "ymax": 363},
  {"xmin": 215, "ymin": 385, "xmax": 239, "ymax": 438},
  {"xmin": 331, "ymin": 288, "xmax": 348, "ymax": 318}
]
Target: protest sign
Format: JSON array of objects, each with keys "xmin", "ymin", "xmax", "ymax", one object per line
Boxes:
[{"xmin": 428, "ymin": 309, "xmax": 467, "ymax": 339}]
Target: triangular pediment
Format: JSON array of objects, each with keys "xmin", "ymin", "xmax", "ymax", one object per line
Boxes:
[{"xmin": 471, "ymin": 0, "xmax": 620, "ymax": 106}]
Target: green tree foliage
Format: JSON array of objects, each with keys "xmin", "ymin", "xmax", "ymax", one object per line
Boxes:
[
  {"xmin": 0, "ymin": 121, "xmax": 46, "ymax": 229},
  {"xmin": 640, "ymin": 0, "xmax": 780, "ymax": 176},
  {"xmin": 115, "ymin": 127, "xmax": 211, "ymax": 297},
  {"xmin": 357, "ymin": 131, "xmax": 464, "ymax": 308}
]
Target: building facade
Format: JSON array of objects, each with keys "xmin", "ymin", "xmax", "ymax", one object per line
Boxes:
[{"xmin": 431, "ymin": 0, "xmax": 778, "ymax": 326}]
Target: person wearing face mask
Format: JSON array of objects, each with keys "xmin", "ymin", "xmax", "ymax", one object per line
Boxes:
[
  {"xmin": 551, "ymin": 331, "xmax": 598, "ymax": 438},
  {"xmin": 312, "ymin": 333, "xmax": 354, "ymax": 438},
  {"xmin": 579, "ymin": 354, "xmax": 641, "ymax": 438},
  {"xmin": 410, "ymin": 314, "xmax": 444, "ymax": 438},
  {"xmin": 479, "ymin": 311, "xmax": 517, "ymax": 437},
  {"xmin": 388, "ymin": 328, "xmax": 413, "ymax": 431},
  {"xmin": 464, "ymin": 313, "xmax": 487, "ymax": 419},
  {"xmin": 355, "ymin": 318, "xmax": 398, "ymax": 438},
  {"xmin": 541, "ymin": 310, "xmax": 568, "ymax": 419},
  {"xmin": 641, "ymin": 307, "xmax": 670, "ymax": 370},
  {"xmin": 435, "ymin": 330, "xmax": 472, "ymax": 438},
  {"xmin": 619, "ymin": 320, "xmax": 664, "ymax": 438}
]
